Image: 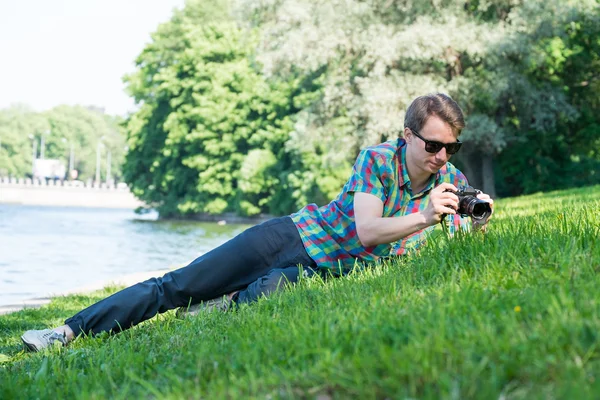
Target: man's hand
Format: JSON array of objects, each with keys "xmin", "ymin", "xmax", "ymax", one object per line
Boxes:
[
  {"xmin": 421, "ymin": 183, "xmax": 460, "ymax": 226},
  {"xmin": 473, "ymin": 192, "xmax": 494, "ymax": 232}
]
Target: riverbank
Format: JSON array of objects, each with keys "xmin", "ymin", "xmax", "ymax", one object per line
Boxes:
[
  {"xmin": 0, "ymin": 269, "xmax": 172, "ymax": 315},
  {"xmin": 0, "ymin": 178, "xmax": 274, "ymax": 223},
  {"xmin": 0, "ymin": 178, "xmax": 144, "ymax": 209}
]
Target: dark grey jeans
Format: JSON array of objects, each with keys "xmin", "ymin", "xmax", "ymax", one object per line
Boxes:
[
  {"xmin": 234, "ymin": 265, "xmax": 317, "ymax": 304},
  {"xmin": 65, "ymin": 216, "xmax": 317, "ymax": 336}
]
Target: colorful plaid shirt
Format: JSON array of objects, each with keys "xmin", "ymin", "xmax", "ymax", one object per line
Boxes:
[{"xmin": 291, "ymin": 138, "xmax": 471, "ymax": 273}]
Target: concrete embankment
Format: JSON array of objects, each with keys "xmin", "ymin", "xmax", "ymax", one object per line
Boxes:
[
  {"xmin": 0, "ymin": 177, "xmax": 144, "ymax": 209},
  {"xmin": 0, "ymin": 269, "xmax": 172, "ymax": 315}
]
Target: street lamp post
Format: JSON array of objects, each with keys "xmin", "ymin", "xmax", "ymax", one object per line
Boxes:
[
  {"xmin": 106, "ymin": 150, "xmax": 112, "ymax": 185},
  {"xmin": 95, "ymin": 136, "xmax": 107, "ymax": 186},
  {"xmin": 70, "ymin": 142, "xmax": 74, "ymax": 178},
  {"xmin": 28, "ymin": 134, "xmax": 37, "ymax": 178},
  {"xmin": 62, "ymin": 138, "xmax": 75, "ymax": 180},
  {"xmin": 95, "ymin": 136, "xmax": 106, "ymax": 186},
  {"xmin": 40, "ymin": 129, "xmax": 50, "ymax": 160},
  {"xmin": 95, "ymin": 142, "xmax": 102, "ymax": 185}
]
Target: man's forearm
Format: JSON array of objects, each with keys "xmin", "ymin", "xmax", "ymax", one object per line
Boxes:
[{"xmin": 356, "ymin": 212, "xmax": 431, "ymax": 247}]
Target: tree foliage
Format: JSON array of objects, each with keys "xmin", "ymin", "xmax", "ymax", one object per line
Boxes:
[
  {"xmin": 119, "ymin": 0, "xmax": 599, "ymax": 217},
  {"xmin": 236, "ymin": 0, "xmax": 599, "ymax": 198},
  {"xmin": 123, "ymin": 0, "xmax": 306, "ymax": 217},
  {"xmin": 0, "ymin": 105, "xmax": 125, "ymax": 181}
]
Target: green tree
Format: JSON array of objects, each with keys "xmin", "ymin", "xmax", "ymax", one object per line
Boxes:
[
  {"xmin": 0, "ymin": 104, "xmax": 125, "ymax": 181},
  {"xmin": 45, "ymin": 105, "xmax": 126, "ymax": 182},
  {"xmin": 236, "ymin": 0, "xmax": 599, "ymax": 198},
  {"xmin": 123, "ymin": 0, "xmax": 301, "ymax": 217},
  {"xmin": 494, "ymin": 1, "xmax": 600, "ymax": 195},
  {"xmin": 0, "ymin": 105, "xmax": 48, "ymax": 177}
]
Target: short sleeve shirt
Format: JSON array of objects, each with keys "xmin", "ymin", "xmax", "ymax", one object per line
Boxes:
[{"xmin": 291, "ymin": 139, "xmax": 471, "ymax": 274}]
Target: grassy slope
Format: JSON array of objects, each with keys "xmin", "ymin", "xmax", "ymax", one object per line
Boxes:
[{"xmin": 1, "ymin": 185, "xmax": 599, "ymax": 399}]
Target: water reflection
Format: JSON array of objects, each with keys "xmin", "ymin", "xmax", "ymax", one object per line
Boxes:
[{"xmin": 0, "ymin": 204, "xmax": 249, "ymax": 306}]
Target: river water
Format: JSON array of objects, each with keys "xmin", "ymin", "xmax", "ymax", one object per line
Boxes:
[{"xmin": 0, "ymin": 204, "xmax": 248, "ymax": 307}]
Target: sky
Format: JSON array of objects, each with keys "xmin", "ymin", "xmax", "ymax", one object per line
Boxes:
[{"xmin": 0, "ymin": 0, "xmax": 186, "ymax": 116}]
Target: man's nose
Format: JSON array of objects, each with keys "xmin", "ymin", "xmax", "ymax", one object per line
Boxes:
[{"xmin": 435, "ymin": 147, "xmax": 448, "ymax": 160}]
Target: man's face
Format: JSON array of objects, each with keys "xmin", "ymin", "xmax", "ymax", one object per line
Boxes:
[{"xmin": 405, "ymin": 115, "xmax": 459, "ymax": 176}]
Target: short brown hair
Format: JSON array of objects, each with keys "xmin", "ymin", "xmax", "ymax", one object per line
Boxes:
[{"xmin": 403, "ymin": 93, "xmax": 465, "ymax": 136}]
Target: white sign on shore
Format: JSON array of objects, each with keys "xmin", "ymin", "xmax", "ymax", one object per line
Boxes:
[{"xmin": 33, "ymin": 159, "xmax": 66, "ymax": 180}]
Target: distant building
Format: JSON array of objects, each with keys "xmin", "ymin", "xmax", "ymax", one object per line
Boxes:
[{"xmin": 86, "ymin": 105, "xmax": 106, "ymax": 114}]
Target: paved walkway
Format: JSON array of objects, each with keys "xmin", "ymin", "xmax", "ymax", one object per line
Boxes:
[
  {"xmin": 0, "ymin": 183, "xmax": 145, "ymax": 209},
  {"xmin": 0, "ymin": 269, "xmax": 172, "ymax": 315}
]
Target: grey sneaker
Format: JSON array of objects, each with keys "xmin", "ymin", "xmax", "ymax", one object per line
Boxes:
[
  {"xmin": 176, "ymin": 296, "xmax": 232, "ymax": 318},
  {"xmin": 21, "ymin": 329, "xmax": 67, "ymax": 352}
]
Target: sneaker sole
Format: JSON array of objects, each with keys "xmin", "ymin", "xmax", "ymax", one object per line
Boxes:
[{"xmin": 21, "ymin": 335, "xmax": 41, "ymax": 352}]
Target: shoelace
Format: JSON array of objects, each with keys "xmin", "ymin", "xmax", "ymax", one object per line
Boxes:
[{"xmin": 42, "ymin": 331, "xmax": 67, "ymax": 346}]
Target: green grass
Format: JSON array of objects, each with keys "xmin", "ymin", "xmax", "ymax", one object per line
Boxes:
[{"xmin": 1, "ymin": 185, "xmax": 599, "ymax": 399}]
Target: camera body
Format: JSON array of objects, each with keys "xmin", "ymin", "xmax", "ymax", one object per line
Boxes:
[{"xmin": 449, "ymin": 186, "xmax": 492, "ymax": 223}]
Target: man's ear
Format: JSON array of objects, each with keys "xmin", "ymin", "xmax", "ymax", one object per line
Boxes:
[{"xmin": 403, "ymin": 127, "xmax": 413, "ymax": 143}]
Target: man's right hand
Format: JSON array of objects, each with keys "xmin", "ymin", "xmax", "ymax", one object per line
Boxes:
[{"xmin": 421, "ymin": 183, "xmax": 459, "ymax": 226}]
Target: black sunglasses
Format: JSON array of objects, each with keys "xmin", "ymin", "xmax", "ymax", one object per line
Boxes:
[{"xmin": 409, "ymin": 128, "xmax": 462, "ymax": 155}]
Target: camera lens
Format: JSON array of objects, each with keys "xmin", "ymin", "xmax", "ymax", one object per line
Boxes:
[
  {"xmin": 471, "ymin": 202, "xmax": 492, "ymax": 221},
  {"xmin": 458, "ymin": 196, "xmax": 492, "ymax": 222}
]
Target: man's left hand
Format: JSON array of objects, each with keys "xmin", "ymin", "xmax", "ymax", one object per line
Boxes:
[{"xmin": 473, "ymin": 192, "xmax": 494, "ymax": 232}]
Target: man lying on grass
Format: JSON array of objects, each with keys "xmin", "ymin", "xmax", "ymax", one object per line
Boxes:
[{"xmin": 22, "ymin": 92, "xmax": 493, "ymax": 352}]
